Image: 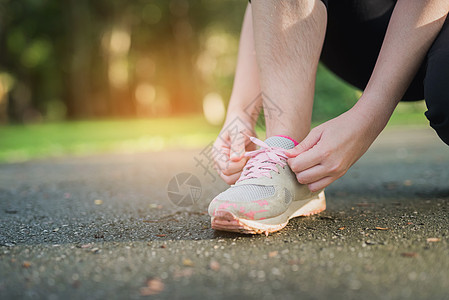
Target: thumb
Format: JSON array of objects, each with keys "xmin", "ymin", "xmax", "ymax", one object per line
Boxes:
[
  {"xmin": 230, "ymin": 132, "xmax": 247, "ymax": 161},
  {"xmin": 286, "ymin": 129, "xmax": 321, "ymax": 157}
]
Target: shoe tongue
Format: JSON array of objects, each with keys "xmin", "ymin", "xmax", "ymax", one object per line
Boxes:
[{"xmin": 264, "ymin": 136, "xmax": 295, "ymax": 149}]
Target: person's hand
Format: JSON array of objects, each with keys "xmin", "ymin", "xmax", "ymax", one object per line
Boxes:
[
  {"xmin": 285, "ymin": 108, "xmax": 385, "ymax": 192},
  {"xmin": 212, "ymin": 114, "xmax": 257, "ymax": 185}
]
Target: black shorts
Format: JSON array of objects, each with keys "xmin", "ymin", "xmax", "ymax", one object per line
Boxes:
[{"xmin": 320, "ymin": 0, "xmax": 426, "ymax": 101}]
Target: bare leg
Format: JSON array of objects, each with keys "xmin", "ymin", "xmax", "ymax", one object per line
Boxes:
[
  {"xmin": 251, "ymin": 0, "xmax": 327, "ymax": 142},
  {"xmin": 209, "ymin": 1, "xmax": 329, "ymax": 234}
]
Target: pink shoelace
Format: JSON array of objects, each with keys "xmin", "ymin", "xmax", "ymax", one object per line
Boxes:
[{"xmin": 237, "ymin": 136, "xmax": 289, "ymax": 183}]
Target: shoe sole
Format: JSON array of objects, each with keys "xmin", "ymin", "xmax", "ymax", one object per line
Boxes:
[{"xmin": 211, "ymin": 191, "xmax": 326, "ymax": 236}]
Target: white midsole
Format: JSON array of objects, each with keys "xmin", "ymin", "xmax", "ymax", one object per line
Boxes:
[{"xmin": 238, "ymin": 191, "xmax": 326, "ymax": 228}]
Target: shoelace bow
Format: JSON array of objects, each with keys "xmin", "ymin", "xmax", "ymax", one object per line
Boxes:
[{"xmin": 237, "ymin": 136, "xmax": 289, "ymax": 182}]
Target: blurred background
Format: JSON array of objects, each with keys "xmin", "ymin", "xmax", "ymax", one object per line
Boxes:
[{"xmin": 0, "ymin": 0, "xmax": 427, "ymax": 163}]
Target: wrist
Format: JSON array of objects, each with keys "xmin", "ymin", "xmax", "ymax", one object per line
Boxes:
[
  {"xmin": 226, "ymin": 98, "xmax": 260, "ymax": 126},
  {"xmin": 359, "ymin": 80, "xmax": 402, "ymax": 120},
  {"xmin": 352, "ymin": 94, "xmax": 394, "ymax": 133},
  {"xmin": 224, "ymin": 107, "xmax": 257, "ymax": 128}
]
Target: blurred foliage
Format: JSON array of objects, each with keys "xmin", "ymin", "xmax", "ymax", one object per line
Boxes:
[
  {"xmin": 0, "ymin": 0, "xmax": 247, "ymax": 123},
  {"xmin": 0, "ymin": 0, "xmax": 425, "ymax": 126},
  {"xmin": 314, "ymin": 64, "xmax": 360, "ymax": 120}
]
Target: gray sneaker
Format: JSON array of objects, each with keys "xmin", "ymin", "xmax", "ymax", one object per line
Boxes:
[{"xmin": 208, "ymin": 136, "xmax": 325, "ymax": 235}]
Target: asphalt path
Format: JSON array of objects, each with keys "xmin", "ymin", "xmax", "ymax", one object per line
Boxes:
[{"xmin": 1, "ymin": 127, "xmax": 448, "ymax": 299}]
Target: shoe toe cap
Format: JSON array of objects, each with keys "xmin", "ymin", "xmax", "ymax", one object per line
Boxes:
[{"xmin": 208, "ymin": 195, "xmax": 285, "ymax": 220}]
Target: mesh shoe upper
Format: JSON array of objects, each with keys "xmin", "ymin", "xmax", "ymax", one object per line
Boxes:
[
  {"xmin": 214, "ymin": 136, "xmax": 294, "ymax": 202},
  {"xmin": 215, "ymin": 185, "xmax": 276, "ymax": 202},
  {"xmin": 209, "ymin": 136, "xmax": 317, "ymax": 220}
]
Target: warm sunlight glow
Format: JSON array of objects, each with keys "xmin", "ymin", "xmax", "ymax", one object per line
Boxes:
[
  {"xmin": 109, "ymin": 59, "xmax": 128, "ymax": 88},
  {"xmin": 135, "ymin": 83, "xmax": 156, "ymax": 105},
  {"xmin": 110, "ymin": 28, "xmax": 131, "ymax": 55},
  {"xmin": 202, "ymin": 92, "xmax": 225, "ymax": 125}
]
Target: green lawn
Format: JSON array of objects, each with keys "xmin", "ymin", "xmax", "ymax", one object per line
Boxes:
[
  {"xmin": 0, "ymin": 116, "xmax": 220, "ymax": 163},
  {"xmin": 0, "ymin": 102, "xmax": 429, "ymax": 164}
]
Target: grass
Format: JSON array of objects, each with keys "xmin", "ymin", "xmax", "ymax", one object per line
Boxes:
[
  {"xmin": 0, "ymin": 116, "xmax": 221, "ymax": 163},
  {"xmin": 386, "ymin": 101, "xmax": 429, "ymax": 127},
  {"xmin": 0, "ymin": 101, "xmax": 429, "ymax": 164}
]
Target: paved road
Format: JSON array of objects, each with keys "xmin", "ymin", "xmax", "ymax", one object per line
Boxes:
[{"xmin": 1, "ymin": 127, "xmax": 448, "ymax": 299}]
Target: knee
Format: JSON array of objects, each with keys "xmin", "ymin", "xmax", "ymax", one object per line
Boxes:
[
  {"xmin": 276, "ymin": 0, "xmax": 326, "ymax": 20},
  {"xmin": 425, "ymin": 109, "xmax": 449, "ymax": 146},
  {"xmin": 424, "ymin": 52, "xmax": 449, "ymax": 146}
]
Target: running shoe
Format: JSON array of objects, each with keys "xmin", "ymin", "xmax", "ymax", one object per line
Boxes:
[{"xmin": 208, "ymin": 135, "xmax": 326, "ymax": 235}]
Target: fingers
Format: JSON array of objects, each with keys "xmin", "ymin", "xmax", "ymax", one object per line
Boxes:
[
  {"xmin": 307, "ymin": 176, "xmax": 335, "ymax": 192},
  {"xmin": 294, "ymin": 164, "xmax": 345, "ymax": 191},
  {"xmin": 221, "ymin": 158, "xmax": 248, "ymax": 176},
  {"xmin": 230, "ymin": 131, "xmax": 249, "ymax": 161},
  {"xmin": 212, "ymin": 121, "xmax": 257, "ymax": 184},
  {"xmin": 285, "ymin": 128, "xmax": 322, "ymax": 158},
  {"xmin": 212, "ymin": 130, "xmax": 250, "ymax": 182},
  {"xmin": 215, "ymin": 158, "xmax": 246, "ymax": 185},
  {"xmin": 219, "ymin": 170, "xmax": 242, "ymax": 185},
  {"xmin": 288, "ymin": 147, "xmax": 324, "ymax": 173},
  {"xmin": 295, "ymin": 165, "xmax": 328, "ymax": 184},
  {"xmin": 212, "ymin": 142, "xmax": 231, "ymax": 172}
]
